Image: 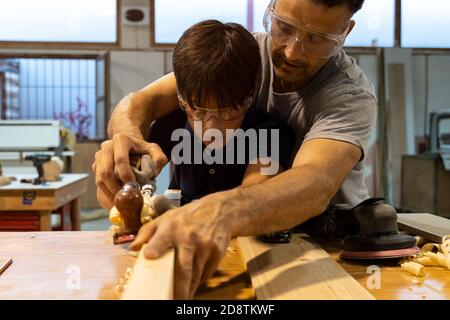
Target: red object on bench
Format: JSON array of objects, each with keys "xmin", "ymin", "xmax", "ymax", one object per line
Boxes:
[
  {"xmin": 0, "ymin": 212, "xmax": 40, "ymax": 231},
  {"xmin": 0, "ymin": 202, "xmax": 73, "ymax": 231}
]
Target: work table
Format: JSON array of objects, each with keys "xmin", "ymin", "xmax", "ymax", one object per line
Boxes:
[
  {"xmin": 0, "ymin": 231, "xmax": 449, "ymax": 300},
  {"xmin": 0, "ymin": 174, "xmax": 88, "ymax": 231}
]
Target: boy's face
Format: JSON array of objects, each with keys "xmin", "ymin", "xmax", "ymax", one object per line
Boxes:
[{"xmin": 178, "ymin": 95, "xmax": 248, "ymax": 147}]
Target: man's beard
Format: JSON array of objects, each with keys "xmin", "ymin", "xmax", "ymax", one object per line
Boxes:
[{"xmin": 271, "ymin": 49, "xmax": 312, "ymax": 90}]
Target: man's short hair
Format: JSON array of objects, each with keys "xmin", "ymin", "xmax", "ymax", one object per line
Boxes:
[
  {"xmin": 173, "ymin": 20, "xmax": 261, "ymax": 109},
  {"xmin": 313, "ymin": 0, "xmax": 365, "ymax": 14}
]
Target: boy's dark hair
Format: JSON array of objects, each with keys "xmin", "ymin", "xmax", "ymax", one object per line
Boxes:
[
  {"xmin": 312, "ymin": 0, "xmax": 365, "ymax": 14},
  {"xmin": 173, "ymin": 20, "xmax": 261, "ymax": 109}
]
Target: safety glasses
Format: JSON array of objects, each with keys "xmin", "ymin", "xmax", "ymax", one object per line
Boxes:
[
  {"xmin": 263, "ymin": 0, "xmax": 349, "ymax": 58},
  {"xmin": 177, "ymin": 93, "xmax": 253, "ymax": 122}
]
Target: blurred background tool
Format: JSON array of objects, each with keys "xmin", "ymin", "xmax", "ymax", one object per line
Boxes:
[{"xmin": 310, "ymin": 198, "xmax": 420, "ymax": 260}]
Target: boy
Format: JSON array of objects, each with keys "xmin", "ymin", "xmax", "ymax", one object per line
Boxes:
[{"xmin": 148, "ymin": 20, "xmax": 294, "ymax": 205}]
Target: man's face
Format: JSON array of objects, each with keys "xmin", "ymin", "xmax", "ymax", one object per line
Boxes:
[{"xmin": 270, "ymin": 0, "xmax": 355, "ymax": 87}]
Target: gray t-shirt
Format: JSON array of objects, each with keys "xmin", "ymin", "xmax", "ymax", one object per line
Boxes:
[{"xmin": 253, "ymin": 33, "xmax": 378, "ymax": 206}]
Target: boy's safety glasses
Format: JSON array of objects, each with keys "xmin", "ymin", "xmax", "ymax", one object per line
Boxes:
[{"xmin": 177, "ymin": 93, "xmax": 253, "ymax": 121}]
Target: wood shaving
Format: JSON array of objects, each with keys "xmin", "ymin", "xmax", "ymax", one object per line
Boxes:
[
  {"xmin": 421, "ymin": 243, "xmax": 441, "ymax": 254},
  {"xmin": 401, "ymin": 262, "xmax": 425, "ymax": 277},
  {"xmin": 424, "ymin": 252, "xmax": 448, "ymax": 269},
  {"xmin": 403, "ymin": 235, "xmax": 450, "ymax": 274},
  {"xmin": 442, "ymin": 235, "xmax": 450, "ymax": 256}
]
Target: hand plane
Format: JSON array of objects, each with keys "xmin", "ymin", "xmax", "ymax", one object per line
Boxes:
[{"xmin": 110, "ymin": 154, "xmax": 173, "ymax": 244}]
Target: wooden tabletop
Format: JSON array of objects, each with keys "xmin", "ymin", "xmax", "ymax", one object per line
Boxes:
[
  {"xmin": 0, "ymin": 174, "xmax": 88, "ymax": 191},
  {"xmin": 1, "ymin": 231, "xmax": 449, "ymax": 300},
  {"xmin": 317, "ymin": 238, "xmax": 450, "ymax": 300},
  {"xmin": 0, "ymin": 174, "xmax": 88, "ymax": 212},
  {"xmin": 0, "ymin": 232, "xmax": 253, "ymax": 300}
]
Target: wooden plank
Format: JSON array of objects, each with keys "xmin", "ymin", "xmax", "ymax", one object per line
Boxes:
[
  {"xmin": 238, "ymin": 234, "xmax": 375, "ymax": 300},
  {"xmin": 387, "ymin": 63, "xmax": 408, "ymax": 207},
  {"xmin": 398, "ymin": 213, "xmax": 450, "ymax": 243},
  {"xmin": 121, "ymin": 247, "xmax": 175, "ymax": 300},
  {"xmin": 195, "ymin": 240, "xmax": 255, "ymax": 300}
]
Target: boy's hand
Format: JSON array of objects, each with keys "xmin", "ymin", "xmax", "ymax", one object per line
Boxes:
[{"xmin": 92, "ymin": 133, "xmax": 168, "ymax": 209}]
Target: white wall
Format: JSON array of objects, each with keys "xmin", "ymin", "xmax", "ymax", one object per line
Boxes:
[
  {"xmin": 110, "ymin": 51, "xmax": 165, "ymax": 109},
  {"xmin": 412, "ymin": 55, "xmax": 450, "ymax": 139}
]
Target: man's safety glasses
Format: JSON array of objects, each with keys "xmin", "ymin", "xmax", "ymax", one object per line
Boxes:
[{"xmin": 263, "ymin": 0, "xmax": 348, "ymax": 58}]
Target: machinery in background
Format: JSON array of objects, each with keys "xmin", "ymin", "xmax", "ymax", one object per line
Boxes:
[
  {"xmin": 402, "ymin": 110, "xmax": 450, "ymax": 218},
  {"xmin": 0, "ymin": 120, "xmax": 73, "ymax": 183},
  {"xmin": 21, "ymin": 154, "xmax": 63, "ymax": 185},
  {"xmin": 429, "ymin": 110, "xmax": 450, "ymax": 170}
]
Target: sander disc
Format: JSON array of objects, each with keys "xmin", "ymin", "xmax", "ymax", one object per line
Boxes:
[{"xmin": 340, "ymin": 246, "xmax": 420, "ymax": 260}]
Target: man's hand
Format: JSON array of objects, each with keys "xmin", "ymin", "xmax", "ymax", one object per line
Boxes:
[
  {"xmin": 129, "ymin": 195, "xmax": 233, "ymax": 299},
  {"xmin": 92, "ymin": 134, "xmax": 168, "ymax": 209}
]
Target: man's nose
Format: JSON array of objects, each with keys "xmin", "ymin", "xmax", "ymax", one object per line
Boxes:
[
  {"xmin": 284, "ymin": 31, "xmax": 307, "ymax": 61},
  {"xmin": 284, "ymin": 38, "xmax": 304, "ymax": 62}
]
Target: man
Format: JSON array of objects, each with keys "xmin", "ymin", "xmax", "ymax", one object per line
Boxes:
[{"xmin": 93, "ymin": 0, "xmax": 377, "ymax": 299}]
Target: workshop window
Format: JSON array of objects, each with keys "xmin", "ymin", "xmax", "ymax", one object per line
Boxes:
[
  {"xmin": 151, "ymin": 0, "xmax": 395, "ymax": 48},
  {"xmin": 0, "ymin": 0, "xmax": 118, "ymax": 44},
  {"xmin": 402, "ymin": 0, "xmax": 450, "ymax": 48},
  {"xmin": 0, "ymin": 56, "xmax": 108, "ymax": 141},
  {"xmin": 344, "ymin": 0, "xmax": 395, "ymax": 47}
]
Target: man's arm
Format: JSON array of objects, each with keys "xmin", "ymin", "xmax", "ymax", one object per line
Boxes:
[
  {"xmin": 93, "ymin": 73, "xmax": 179, "ymax": 209},
  {"xmin": 230, "ymin": 139, "xmax": 361, "ymax": 234},
  {"xmin": 240, "ymin": 159, "xmax": 282, "ymax": 187},
  {"xmin": 130, "ymin": 138, "xmax": 361, "ymax": 299}
]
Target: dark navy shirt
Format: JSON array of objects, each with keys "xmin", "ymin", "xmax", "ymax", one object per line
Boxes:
[{"xmin": 148, "ymin": 108, "xmax": 295, "ymax": 205}]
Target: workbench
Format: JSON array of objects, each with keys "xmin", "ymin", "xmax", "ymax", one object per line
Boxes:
[
  {"xmin": 0, "ymin": 174, "xmax": 88, "ymax": 231},
  {"xmin": 1, "ymin": 231, "xmax": 449, "ymax": 300}
]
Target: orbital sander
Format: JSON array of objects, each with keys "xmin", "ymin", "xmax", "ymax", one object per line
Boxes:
[{"xmin": 310, "ymin": 198, "xmax": 420, "ymax": 260}]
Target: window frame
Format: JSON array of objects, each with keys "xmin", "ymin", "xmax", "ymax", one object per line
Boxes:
[
  {"xmin": 0, "ymin": 0, "xmax": 121, "ymax": 49},
  {"xmin": 149, "ymin": 0, "xmax": 398, "ymax": 50},
  {"xmin": 150, "ymin": 0, "xmax": 450, "ymax": 52},
  {"xmin": 0, "ymin": 52, "xmax": 110, "ymax": 142},
  {"xmin": 400, "ymin": 0, "xmax": 450, "ymax": 51}
]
